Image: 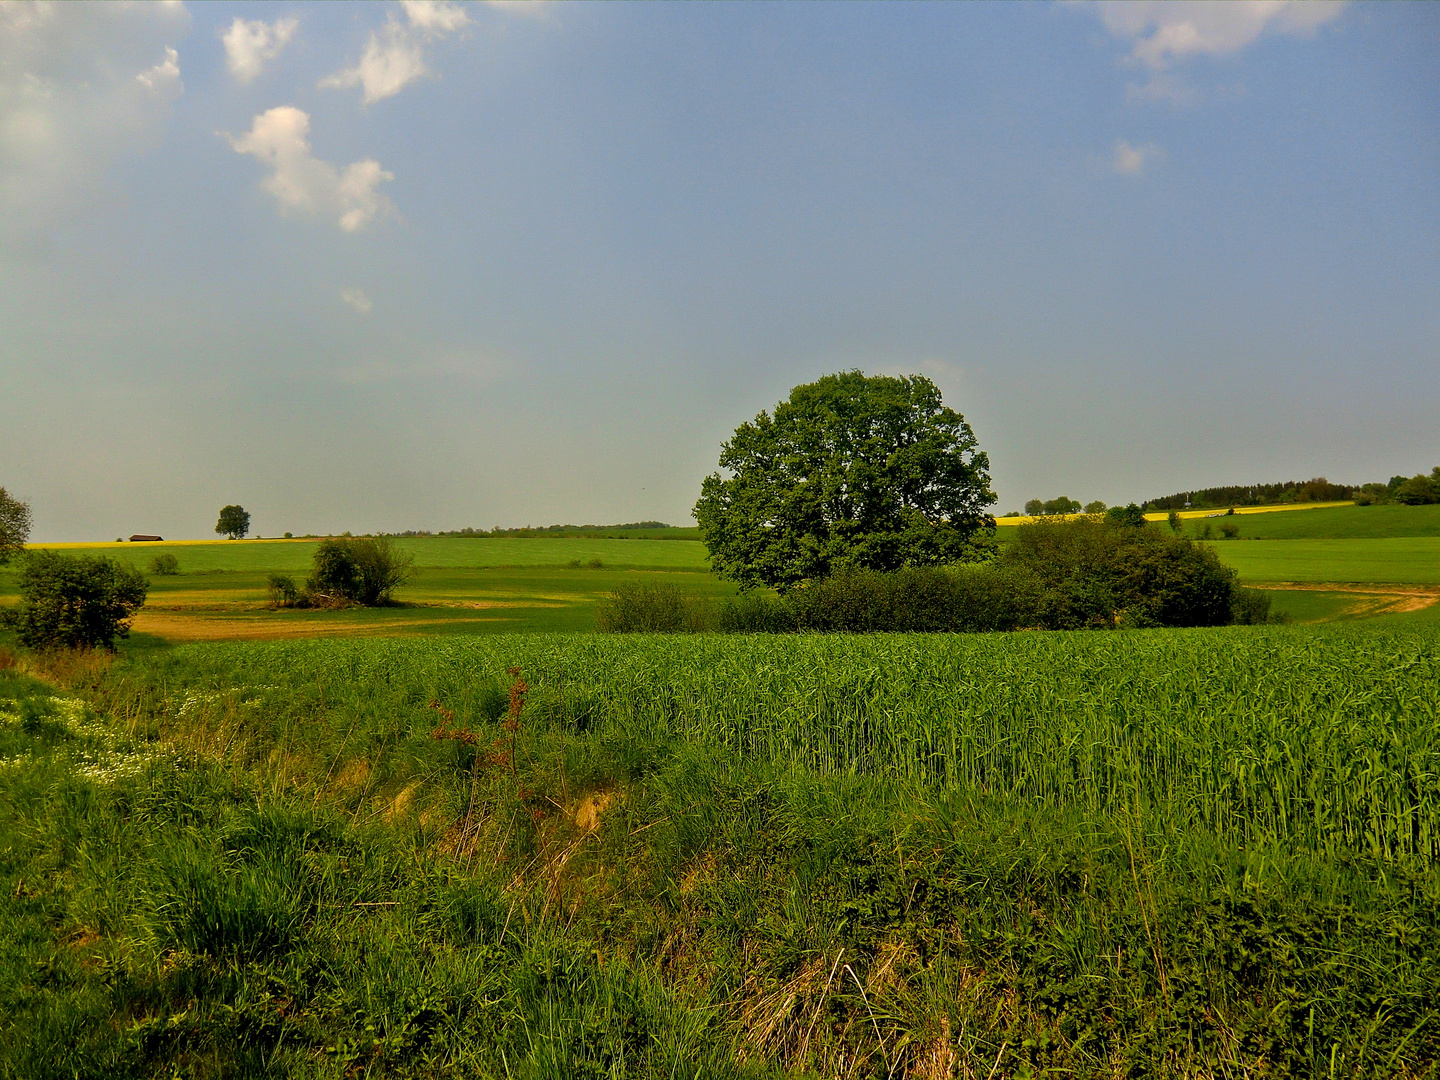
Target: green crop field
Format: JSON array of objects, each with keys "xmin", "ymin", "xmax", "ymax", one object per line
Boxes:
[
  {"xmin": 3, "ymin": 622, "xmax": 1438, "ymax": 1077},
  {"xmin": 1208, "ymin": 536, "xmax": 1440, "ymax": 584},
  {"xmin": 1190, "ymin": 502, "xmax": 1440, "ymax": 539}
]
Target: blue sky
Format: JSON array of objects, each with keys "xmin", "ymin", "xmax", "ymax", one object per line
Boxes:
[{"xmin": 2, "ymin": 0, "xmax": 1436, "ymax": 540}]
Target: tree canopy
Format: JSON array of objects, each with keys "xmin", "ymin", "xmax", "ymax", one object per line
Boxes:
[
  {"xmin": 11, "ymin": 552, "xmax": 148, "ymax": 651},
  {"xmin": 693, "ymin": 371, "xmax": 995, "ymax": 591},
  {"xmin": 0, "ymin": 487, "xmax": 31, "ymax": 565},
  {"xmin": 215, "ymin": 505, "xmax": 250, "ymax": 540}
]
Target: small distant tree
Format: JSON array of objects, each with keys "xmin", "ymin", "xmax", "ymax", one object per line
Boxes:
[
  {"xmin": 149, "ymin": 553, "xmax": 179, "ymax": 575},
  {"xmin": 1023, "ymin": 499, "xmax": 1044, "ymax": 517},
  {"xmin": 216, "ymin": 505, "xmax": 250, "ymax": 540},
  {"xmin": 1167, "ymin": 510, "xmax": 1182, "ymax": 534},
  {"xmin": 1105, "ymin": 503, "xmax": 1147, "ymax": 528},
  {"xmin": 1041, "ymin": 496, "xmax": 1082, "ymax": 516},
  {"xmin": 11, "ymin": 552, "xmax": 148, "ymax": 651},
  {"xmin": 308, "ymin": 536, "xmax": 414, "ymax": 605},
  {"xmin": 1083, "ymin": 501, "xmax": 1107, "ymax": 515},
  {"xmin": 0, "ymin": 486, "xmax": 32, "ymax": 565}
]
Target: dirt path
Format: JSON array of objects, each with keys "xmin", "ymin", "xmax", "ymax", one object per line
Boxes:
[{"xmin": 1255, "ymin": 582, "xmax": 1440, "ymax": 617}]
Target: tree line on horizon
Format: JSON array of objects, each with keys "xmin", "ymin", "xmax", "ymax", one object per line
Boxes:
[{"xmin": 1141, "ymin": 469, "xmax": 1440, "ymax": 511}]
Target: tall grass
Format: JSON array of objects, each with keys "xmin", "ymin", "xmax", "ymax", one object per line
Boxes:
[
  {"xmin": 100, "ymin": 623, "xmax": 1440, "ymax": 862},
  {"xmin": 8, "ymin": 625, "xmax": 1440, "ymax": 1077}
]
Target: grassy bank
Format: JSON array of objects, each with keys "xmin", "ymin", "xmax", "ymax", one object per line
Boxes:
[{"xmin": 3, "ymin": 624, "xmax": 1438, "ymax": 1077}]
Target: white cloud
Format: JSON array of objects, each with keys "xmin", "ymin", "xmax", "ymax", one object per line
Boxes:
[
  {"xmin": 136, "ymin": 46, "xmax": 181, "ymax": 94},
  {"xmin": 1094, "ymin": 1, "xmax": 1346, "ymax": 70},
  {"xmin": 320, "ymin": 1, "xmax": 470, "ymax": 105},
  {"xmin": 224, "ymin": 107, "xmax": 395, "ymax": 232},
  {"xmin": 1083, "ymin": 1, "xmax": 1346, "ymax": 102},
  {"xmin": 222, "ymin": 16, "xmax": 298, "ymax": 83},
  {"xmin": 1112, "ymin": 139, "xmax": 1160, "ymax": 176},
  {"xmin": 0, "ymin": 0, "xmax": 189, "ymax": 237},
  {"xmin": 402, "ymin": 1, "xmax": 471, "ymax": 36},
  {"xmin": 340, "ymin": 288, "xmax": 373, "ymax": 314}
]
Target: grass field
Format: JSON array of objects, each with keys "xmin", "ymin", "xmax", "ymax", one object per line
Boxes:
[
  {"xmin": 1209, "ymin": 536, "xmax": 1440, "ymax": 584},
  {"xmin": 1187, "ymin": 502, "xmax": 1440, "ymax": 539},
  {"xmin": 3, "ymin": 621, "xmax": 1438, "ymax": 1077},
  {"xmin": 25, "ymin": 535, "xmax": 713, "ymax": 572}
]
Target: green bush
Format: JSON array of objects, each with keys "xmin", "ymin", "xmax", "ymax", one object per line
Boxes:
[
  {"xmin": 595, "ymin": 581, "xmax": 710, "ymax": 632},
  {"xmin": 10, "ymin": 551, "xmax": 148, "ymax": 651},
  {"xmin": 715, "ymin": 591, "xmax": 798, "ymax": 632},
  {"xmin": 307, "ymin": 537, "xmax": 414, "ymax": 606},
  {"xmin": 1231, "ymin": 586, "xmax": 1278, "ymax": 625},
  {"xmin": 149, "ymin": 552, "xmax": 179, "ymax": 575},
  {"xmin": 1004, "ymin": 516, "xmax": 1239, "ymax": 629},
  {"xmin": 266, "ymin": 574, "xmax": 300, "ymax": 608}
]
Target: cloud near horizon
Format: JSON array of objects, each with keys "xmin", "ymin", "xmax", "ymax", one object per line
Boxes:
[
  {"xmin": 222, "ymin": 15, "xmax": 298, "ymax": 83},
  {"xmin": 224, "ymin": 107, "xmax": 395, "ymax": 232}
]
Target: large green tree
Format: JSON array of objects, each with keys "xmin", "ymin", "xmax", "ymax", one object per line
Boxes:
[
  {"xmin": 0, "ymin": 487, "xmax": 31, "ymax": 565},
  {"xmin": 215, "ymin": 504, "xmax": 250, "ymax": 540},
  {"xmin": 694, "ymin": 371, "xmax": 996, "ymax": 591}
]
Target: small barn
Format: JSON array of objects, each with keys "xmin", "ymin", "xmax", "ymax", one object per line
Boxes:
[{"xmin": 128, "ymin": 534, "xmax": 164, "ymax": 542}]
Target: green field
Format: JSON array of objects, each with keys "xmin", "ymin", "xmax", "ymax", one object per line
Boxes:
[
  {"xmin": 27, "ymin": 535, "xmax": 713, "ymax": 573},
  {"xmin": 1209, "ymin": 536, "xmax": 1440, "ymax": 584},
  {"xmin": 3, "ymin": 622, "xmax": 1438, "ymax": 1077},
  {"xmin": 1187, "ymin": 502, "xmax": 1440, "ymax": 539}
]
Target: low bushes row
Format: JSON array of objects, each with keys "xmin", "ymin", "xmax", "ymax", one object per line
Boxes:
[{"xmin": 600, "ymin": 518, "xmax": 1276, "ymax": 633}]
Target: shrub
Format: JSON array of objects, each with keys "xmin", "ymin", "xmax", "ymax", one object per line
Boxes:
[
  {"xmin": 1231, "ymin": 586, "xmax": 1276, "ymax": 625},
  {"xmin": 595, "ymin": 581, "xmax": 709, "ymax": 632},
  {"xmin": 307, "ymin": 537, "xmax": 414, "ymax": 606},
  {"xmin": 11, "ymin": 551, "xmax": 148, "ymax": 651},
  {"xmin": 716, "ymin": 591, "xmax": 798, "ymax": 633},
  {"xmin": 1219, "ymin": 522, "xmax": 1240, "ymax": 539},
  {"xmin": 149, "ymin": 552, "xmax": 179, "ymax": 575},
  {"xmin": 267, "ymin": 574, "xmax": 300, "ymax": 608},
  {"xmin": 1002, "ymin": 516, "xmax": 1240, "ymax": 629}
]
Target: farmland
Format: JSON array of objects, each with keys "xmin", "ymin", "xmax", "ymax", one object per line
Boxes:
[
  {"xmin": 3, "ymin": 501, "xmax": 1440, "ymax": 1076},
  {"xmin": 4, "ymin": 622, "xmax": 1439, "ymax": 1076},
  {"xmin": 4, "ymin": 503, "xmax": 1437, "ymax": 641}
]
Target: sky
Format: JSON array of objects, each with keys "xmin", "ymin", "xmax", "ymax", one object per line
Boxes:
[{"xmin": 1, "ymin": 0, "xmax": 1437, "ymax": 540}]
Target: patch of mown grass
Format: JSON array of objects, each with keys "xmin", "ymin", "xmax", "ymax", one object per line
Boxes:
[{"xmin": 1209, "ymin": 537, "xmax": 1440, "ymax": 584}]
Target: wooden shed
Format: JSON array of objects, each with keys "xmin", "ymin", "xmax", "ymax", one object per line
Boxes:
[{"xmin": 128, "ymin": 534, "xmax": 164, "ymax": 542}]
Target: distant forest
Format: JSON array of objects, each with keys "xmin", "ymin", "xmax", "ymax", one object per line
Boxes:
[
  {"xmin": 1142, "ymin": 479, "xmax": 1352, "ymax": 511},
  {"xmin": 1143, "ymin": 468, "xmax": 1440, "ymax": 511}
]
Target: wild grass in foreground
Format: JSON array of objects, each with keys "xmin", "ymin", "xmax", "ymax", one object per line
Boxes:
[{"xmin": 2, "ymin": 625, "xmax": 1438, "ymax": 1077}]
